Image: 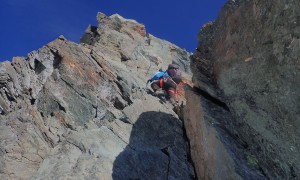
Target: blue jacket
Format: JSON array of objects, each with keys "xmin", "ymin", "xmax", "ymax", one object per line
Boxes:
[{"xmin": 150, "ymin": 71, "xmax": 169, "ymax": 81}]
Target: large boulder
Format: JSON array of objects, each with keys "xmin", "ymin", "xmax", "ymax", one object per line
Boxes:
[{"xmin": 186, "ymin": 0, "xmax": 300, "ymax": 179}]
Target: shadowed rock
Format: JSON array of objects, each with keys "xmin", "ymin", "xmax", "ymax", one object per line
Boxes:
[
  {"xmin": 186, "ymin": 0, "xmax": 300, "ymax": 179},
  {"xmin": 113, "ymin": 111, "xmax": 195, "ymax": 179}
]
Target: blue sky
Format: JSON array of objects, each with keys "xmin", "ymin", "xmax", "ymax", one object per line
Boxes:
[{"xmin": 0, "ymin": 0, "xmax": 227, "ymax": 61}]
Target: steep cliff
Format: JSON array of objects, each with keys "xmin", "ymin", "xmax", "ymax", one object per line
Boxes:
[
  {"xmin": 2, "ymin": 1, "xmax": 298, "ymax": 179},
  {"xmin": 0, "ymin": 13, "xmax": 194, "ymax": 179},
  {"xmin": 186, "ymin": 0, "xmax": 300, "ymax": 179}
]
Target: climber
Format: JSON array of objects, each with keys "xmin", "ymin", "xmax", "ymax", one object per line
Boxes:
[
  {"xmin": 147, "ymin": 68, "xmax": 179, "ymax": 112},
  {"xmin": 146, "ymin": 33, "xmax": 151, "ymax": 45},
  {"xmin": 166, "ymin": 63, "xmax": 182, "ymax": 84}
]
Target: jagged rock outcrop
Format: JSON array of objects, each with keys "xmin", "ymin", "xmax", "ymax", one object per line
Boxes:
[
  {"xmin": 185, "ymin": 0, "xmax": 300, "ymax": 179},
  {"xmin": 0, "ymin": 13, "xmax": 194, "ymax": 179}
]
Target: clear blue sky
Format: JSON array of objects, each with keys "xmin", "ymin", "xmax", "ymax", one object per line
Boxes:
[{"xmin": 0, "ymin": 0, "xmax": 227, "ymax": 61}]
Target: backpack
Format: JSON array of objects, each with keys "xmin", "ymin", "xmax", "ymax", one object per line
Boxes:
[{"xmin": 166, "ymin": 64, "xmax": 182, "ymax": 84}]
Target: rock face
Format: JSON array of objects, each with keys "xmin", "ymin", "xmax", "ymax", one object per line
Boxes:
[
  {"xmin": 186, "ymin": 0, "xmax": 300, "ymax": 179},
  {"xmin": 0, "ymin": 13, "xmax": 194, "ymax": 179}
]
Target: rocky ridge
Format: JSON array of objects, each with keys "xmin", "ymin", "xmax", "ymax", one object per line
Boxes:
[
  {"xmin": 1, "ymin": 1, "xmax": 299, "ymax": 179},
  {"xmin": 0, "ymin": 13, "xmax": 194, "ymax": 179}
]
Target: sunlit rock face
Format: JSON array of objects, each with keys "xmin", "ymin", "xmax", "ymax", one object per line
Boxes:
[
  {"xmin": 186, "ymin": 0, "xmax": 300, "ymax": 179},
  {"xmin": 0, "ymin": 13, "xmax": 194, "ymax": 179}
]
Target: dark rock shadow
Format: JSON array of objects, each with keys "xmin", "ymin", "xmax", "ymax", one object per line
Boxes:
[{"xmin": 112, "ymin": 111, "xmax": 195, "ymax": 180}]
